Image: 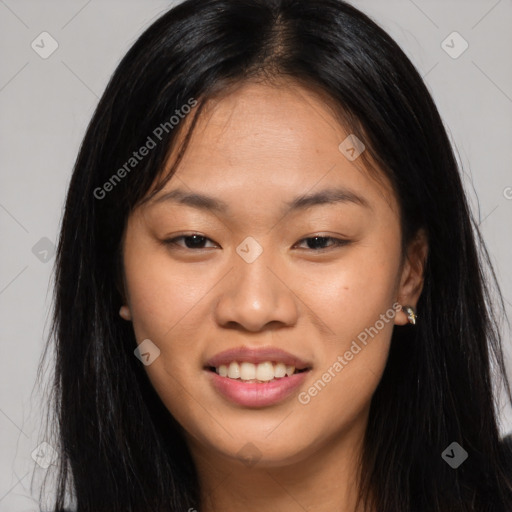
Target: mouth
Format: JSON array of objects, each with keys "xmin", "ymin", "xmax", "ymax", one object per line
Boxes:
[
  {"xmin": 204, "ymin": 346, "xmax": 312, "ymax": 406},
  {"xmin": 205, "ymin": 363, "xmax": 311, "ymax": 408},
  {"xmin": 206, "ymin": 361, "xmax": 311, "ymax": 383}
]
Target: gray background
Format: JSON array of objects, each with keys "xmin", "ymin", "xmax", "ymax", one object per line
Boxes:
[{"xmin": 1, "ymin": 0, "xmax": 511, "ymax": 509}]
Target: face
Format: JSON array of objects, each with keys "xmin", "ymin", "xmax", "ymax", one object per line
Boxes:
[{"xmin": 121, "ymin": 80, "xmax": 426, "ymax": 469}]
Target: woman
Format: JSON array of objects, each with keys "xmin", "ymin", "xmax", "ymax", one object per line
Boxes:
[{"xmin": 39, "ymin": 0, "xmax": 512, "ymax": 510}]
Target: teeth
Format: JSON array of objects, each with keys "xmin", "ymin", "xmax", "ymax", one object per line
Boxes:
[
  {"xmin": 240, "ymin": 362, "xmax": 256, "ymax": 380},
  {"xmin": 274, "ymin": 363, "xmax": 287, "ymax": 378},
  {"xmin": 215, "ymin": 361, "xmax": 300, "ymax": 381},
  {"xmin": 228, "ymin": 362, "xmax": 240, "ymax": 379},
  {"xmin": 255, "ymin": 361, "xmax": 274, "ymax": 381}
]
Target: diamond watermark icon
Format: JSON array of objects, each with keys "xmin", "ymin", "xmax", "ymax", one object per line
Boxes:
[
  {"xmin": 31, "ymin": 441, "xmax": 58, "ymax": 469},
  {"xmin": 441, "ymin": 441, "xmax": 468, "ymax": 469},
  {"xmin": 32, "ymin": 237, "xmax": 56, "ymax": 263},
  {"xmin": 441, "ymin": 32, "xmax": 468, "ymax": 59},
  {"xmin": 31, "ymin": 32, "xmax": 59, "ymax": 59},
  {"xmin": 236, "ymin": 236, "xmax": 263, "ymax": 264},
  {"xmin": 237, "ymin": 442, "xmax": 262, "ymax": 467},
  {"xmin": 338, "ymin": 134, "xmax": 365, "ymax": 161},
  {"xmin": 134, "ymin": 338, "xmax": 161, "ymax": 366}
]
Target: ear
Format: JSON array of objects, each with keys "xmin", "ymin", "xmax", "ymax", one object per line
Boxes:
[{"xmin": 395, "ymin": 228, "xmax": 428, "ymax": 326}]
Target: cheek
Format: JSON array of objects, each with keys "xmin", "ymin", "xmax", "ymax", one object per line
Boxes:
[
  {"xmin": 122, "ymin": 245, "xmax": 219, "ymax": 420},
  {"xmin": 304, "ymin": 243, "xmax": 401, "ymax": 342},
  {"xmin": 123, "ymin": 250, "xmax": 209, "ymax": 427},
  {"xmin": 123, "ymin": 246, "xmax": 209, "ymax": 343},
  {"xmin": 297, "ymin": 236, "xmax": 400, "ymax": 414}
]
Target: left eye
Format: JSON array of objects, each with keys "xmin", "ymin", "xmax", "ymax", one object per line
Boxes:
[{"xmin": 294, "ymin": 236, "xmax": 350, "ymax": 251}]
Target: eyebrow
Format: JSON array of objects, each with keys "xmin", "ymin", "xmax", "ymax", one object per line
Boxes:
[
  {"xmin": 151, "ymin": 186, "xmax": 371, "ymax": 214},
  {"xmin": 285, "ymin": 187, "xmax": 371, "ymax": 211}
]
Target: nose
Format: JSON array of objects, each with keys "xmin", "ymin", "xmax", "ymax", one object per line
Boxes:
[{"xmin": 214, "ymin": 250, "xmax": 299, "ymax": 332}]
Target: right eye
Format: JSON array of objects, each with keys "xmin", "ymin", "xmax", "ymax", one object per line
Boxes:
[{"xmin": 162, "ymin": 234, "xmax": 218, "ymax": 250}]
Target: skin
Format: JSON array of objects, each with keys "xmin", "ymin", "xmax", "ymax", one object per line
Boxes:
[{"xmin": 120, "ymin": 79, "xmax": 428, "ymax": 512}]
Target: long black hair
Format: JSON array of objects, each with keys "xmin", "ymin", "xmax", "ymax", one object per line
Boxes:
[{"xmin": 38, "ymin": 0, "xmax": 512, "ymax": 510}]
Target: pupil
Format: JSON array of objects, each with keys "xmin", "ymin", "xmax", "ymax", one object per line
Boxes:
[
  {"xmin": 185, "ymin": 235, "xmax": 205, "ymax": 248},
  {"xmin": 308, "ymin": 236, "xmax": 328, "ymax": 249}
]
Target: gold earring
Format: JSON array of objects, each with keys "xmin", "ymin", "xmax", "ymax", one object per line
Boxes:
[
  {"xmin": 402, "ymin": 305, "xmax": 417, "ymax": 325},
  {"xmin": 119, "ymin": 305, "xmax": 132, "ymax": 321}
]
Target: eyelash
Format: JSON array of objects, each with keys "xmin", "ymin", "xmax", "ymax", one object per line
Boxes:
[{"xmin": 163, "ymin": 234, "xmax": 351, "ymax": 252}]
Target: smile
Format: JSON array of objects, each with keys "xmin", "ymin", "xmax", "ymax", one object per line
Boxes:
[
  {"xmin": 209, "ymin": 361, "xmax": 308, "ymax": 382},
  {"xmin": 204, "ymin": 346, "xmax": 312, "ymax": 406}
]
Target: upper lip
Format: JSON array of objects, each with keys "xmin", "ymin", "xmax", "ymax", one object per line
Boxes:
[{"xmin": 205, "ymin": 346, "xmax": 311, "ymax": 370}]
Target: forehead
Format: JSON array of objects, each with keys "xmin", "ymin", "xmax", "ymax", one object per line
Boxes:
[{"xmin": 146, "ymin": 80, "xmax": 398, "ymax": 218}]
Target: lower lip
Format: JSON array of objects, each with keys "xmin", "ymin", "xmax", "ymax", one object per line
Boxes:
[{"xmin": 206, "ymin": 370, "xmax": 310, "ymax": 408}]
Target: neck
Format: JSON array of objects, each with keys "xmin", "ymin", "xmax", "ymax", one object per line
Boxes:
[{"xmin": 187, "ymin": 418, "xmax": 372, "ymax": 512}]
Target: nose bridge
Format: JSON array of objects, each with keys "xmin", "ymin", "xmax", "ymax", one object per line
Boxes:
[{"xmin": 214, "ymin": 238, "xmax": 298, "ymax": 331}]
